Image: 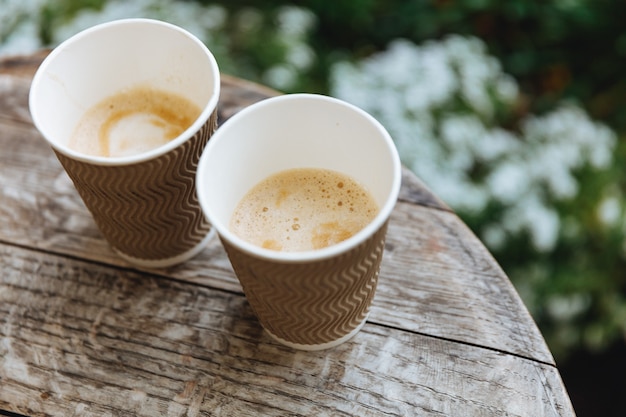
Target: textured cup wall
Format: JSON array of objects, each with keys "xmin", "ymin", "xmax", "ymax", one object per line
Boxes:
[
  {"xmin": 55, "ymin": 110, "xmax": 218, "ymax": 261},
  {"xmin": 221, "ymin": 221, "xmax": 389, "ymax": 346}
]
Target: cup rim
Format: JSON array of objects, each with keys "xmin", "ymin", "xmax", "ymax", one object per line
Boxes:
[
  {"xmin": 29, "ymin": 18, "xmax": 220, "ymax": 167},
  {"xmin": 196, "ymin": 93, "xmax": 402, "ymax": 263}
]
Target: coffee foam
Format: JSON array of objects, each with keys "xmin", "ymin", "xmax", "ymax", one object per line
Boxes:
[
  {"xmin": 230, "ymin": 168, "xmax": 379, "ymax": 252},
  {"xmin": 69, "ymin": 86, "xmax": 201, "ymax": 157}
]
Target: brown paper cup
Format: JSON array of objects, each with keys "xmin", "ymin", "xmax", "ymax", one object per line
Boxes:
[
  {"xmin": 29, "ymin": 19, "xmax": 220, "ymax": 267},
  {"xmin": 197, "ymin": 94, "xmax": 402, "ymax": 350},
  {"xmin": 54, "ymin": 111, "xmax": 217, "ymax": 264},
  {"xmin": 221, "ymin": 221, "xmax": 388, "ymax": 348}
]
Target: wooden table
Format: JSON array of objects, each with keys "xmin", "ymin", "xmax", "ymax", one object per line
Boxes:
[{"xmin": 1, "ymin": 51, "xmax": 575, "ymax": 417}]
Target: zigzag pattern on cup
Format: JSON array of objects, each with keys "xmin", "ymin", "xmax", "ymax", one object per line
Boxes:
[
  {"xmin": 223, "ymin": 221, "xmax": 388, "ymax": 346},
  {"xmin": 55, "ymin": 110, "xmax": 218, "ymax": 261}
]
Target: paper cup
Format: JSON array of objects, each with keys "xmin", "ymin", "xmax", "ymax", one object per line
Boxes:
[
  {"xmin": 196, "ymin": 94, "xmax": 401, "ymax": 350},
  {"xmin": 29, "ymin": 18, "xmax": 220, "ymax": 268}
]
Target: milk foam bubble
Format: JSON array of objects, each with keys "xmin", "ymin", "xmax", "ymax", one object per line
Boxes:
[{"xmin": 230, "ymin": 168, "xmax": 379, "ymax": 252}]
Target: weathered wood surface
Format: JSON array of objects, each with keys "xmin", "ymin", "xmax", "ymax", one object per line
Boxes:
[{"xmin": 0, "ymin": 52, "xmax": 576, "ymax": 416}]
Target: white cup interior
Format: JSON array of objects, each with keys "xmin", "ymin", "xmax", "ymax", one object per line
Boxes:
[
  {"xmin": 196, "ymin": 94, "xmax": 402, "ymax": 262},
  {"xmin": 29, "ymin": 18, "xmax": 220, "ymax": 165}
]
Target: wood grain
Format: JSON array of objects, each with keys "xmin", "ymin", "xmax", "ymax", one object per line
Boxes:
[
  {"xmin": 1, "ymin": 244, "xmax": 573, "ymax": 417},
  {"xmin": 0, "ymin": 52, "xmax": 575, "ymax": 417},
  {"xmin": 0, "ymin": 115, "xmax": 551, "ymax": 364}
]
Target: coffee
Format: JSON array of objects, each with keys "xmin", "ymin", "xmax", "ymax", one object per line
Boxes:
[
  {"xmin": 230, "ymin": 168, "xmax": 379, "ymax": 251},
  {"xmin": 69, "ymin": 86, "xmax": 201, "ymax": 157}
]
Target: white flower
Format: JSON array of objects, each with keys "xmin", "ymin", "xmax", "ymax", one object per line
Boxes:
[
  {"xmin": 494, "ymin": 74, "xmax": 519, "ymax": 104},
  {"xmin": 53, "ymin": 0, "xmax": 228, "ymax": 45},
  {"xmin": 330, "ymin": 34, "xmax": 620, "ymax": 253},
  {"xmin": 0, "ymin": 17, "xmax": 41, "ymax": 57},
  {"xmin": 198, "ymin": 5, "xmax": 228, "ymax": 31},
  {"xmin": 546, "ymin": 293, "xmax": 591, "ymax": 322},
  {"xmin": 487, "ymin": 160, "xmax": 530, "ymax": 205},
  {"xmin": 276, "ymin": 5, "xmax": 316, "ymax": 37},
  {"xmin": 263, "ymin": 64, "xmax": 298, "ymax": 90},
  {"xmin": 285, "ymin": 44, "xmax": 315, "ymax": 70},
  {"xmin": 0, "ymin": 0, "xmax": 47, "ymax": 57},
  {"xmin": 53, "ymin": 1, "xmax": 148, "ymax": 42},
  {"xmin": 597, "ymin": 195, "xmax": 622, "ymax": 226},
  {"xmin": 474, "ymin": 128, "xmax": 520, "ymax": 163},
  {"xmin": 482, "ymin": 223, "xmax": 507, "ymax": 250},
  {"xmin": 506, "ymin": 192, "xmax": 561, "ymax": 251}
]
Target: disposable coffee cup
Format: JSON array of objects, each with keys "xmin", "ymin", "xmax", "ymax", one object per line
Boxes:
[
  {"xmin": 29, "ymin": 18, "xmax": 220, "ymax": 268},
  {"xmin": 196, "ymin": 94, "xmax": 401, "ymax": 350}
]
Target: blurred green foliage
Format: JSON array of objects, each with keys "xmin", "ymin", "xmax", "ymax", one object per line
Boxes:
[
  {"xmin": 214, "ymin": 0, "xmax": 626, "ymax": 130},
  {"xmin": 206, "ymin": 0, "xmax": 626, "ymax": 360}
]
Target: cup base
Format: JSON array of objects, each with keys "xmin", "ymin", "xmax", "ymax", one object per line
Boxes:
[
  {"xmin": 113, "ymin": 227, "xmax": 216, "ymax": 268},
  {"xmin": 264, "ymin": 314, "xmax": 369, "ymax": 351}
]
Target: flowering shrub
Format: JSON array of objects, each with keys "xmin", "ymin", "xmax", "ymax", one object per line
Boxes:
[
  {"xmin": 330, "ymin": 35, "xmax": 624, "ymax": 358},
  {"xmin": 0, "ymin": 0, "xmax": 317, "ymax": 92},
  {"xmin": 0, "ymin": 0, "xmax": 47, "ymax": 57}
]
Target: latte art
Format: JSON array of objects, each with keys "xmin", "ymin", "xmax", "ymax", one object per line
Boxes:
[{"xmin": 69, "ymin": 86, "xmax": 201, "ymax": 157}]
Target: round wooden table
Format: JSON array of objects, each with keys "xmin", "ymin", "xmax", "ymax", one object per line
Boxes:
[{"xmin": 0, "ymin": 51, "xmax": 575, "ymax": 416}]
